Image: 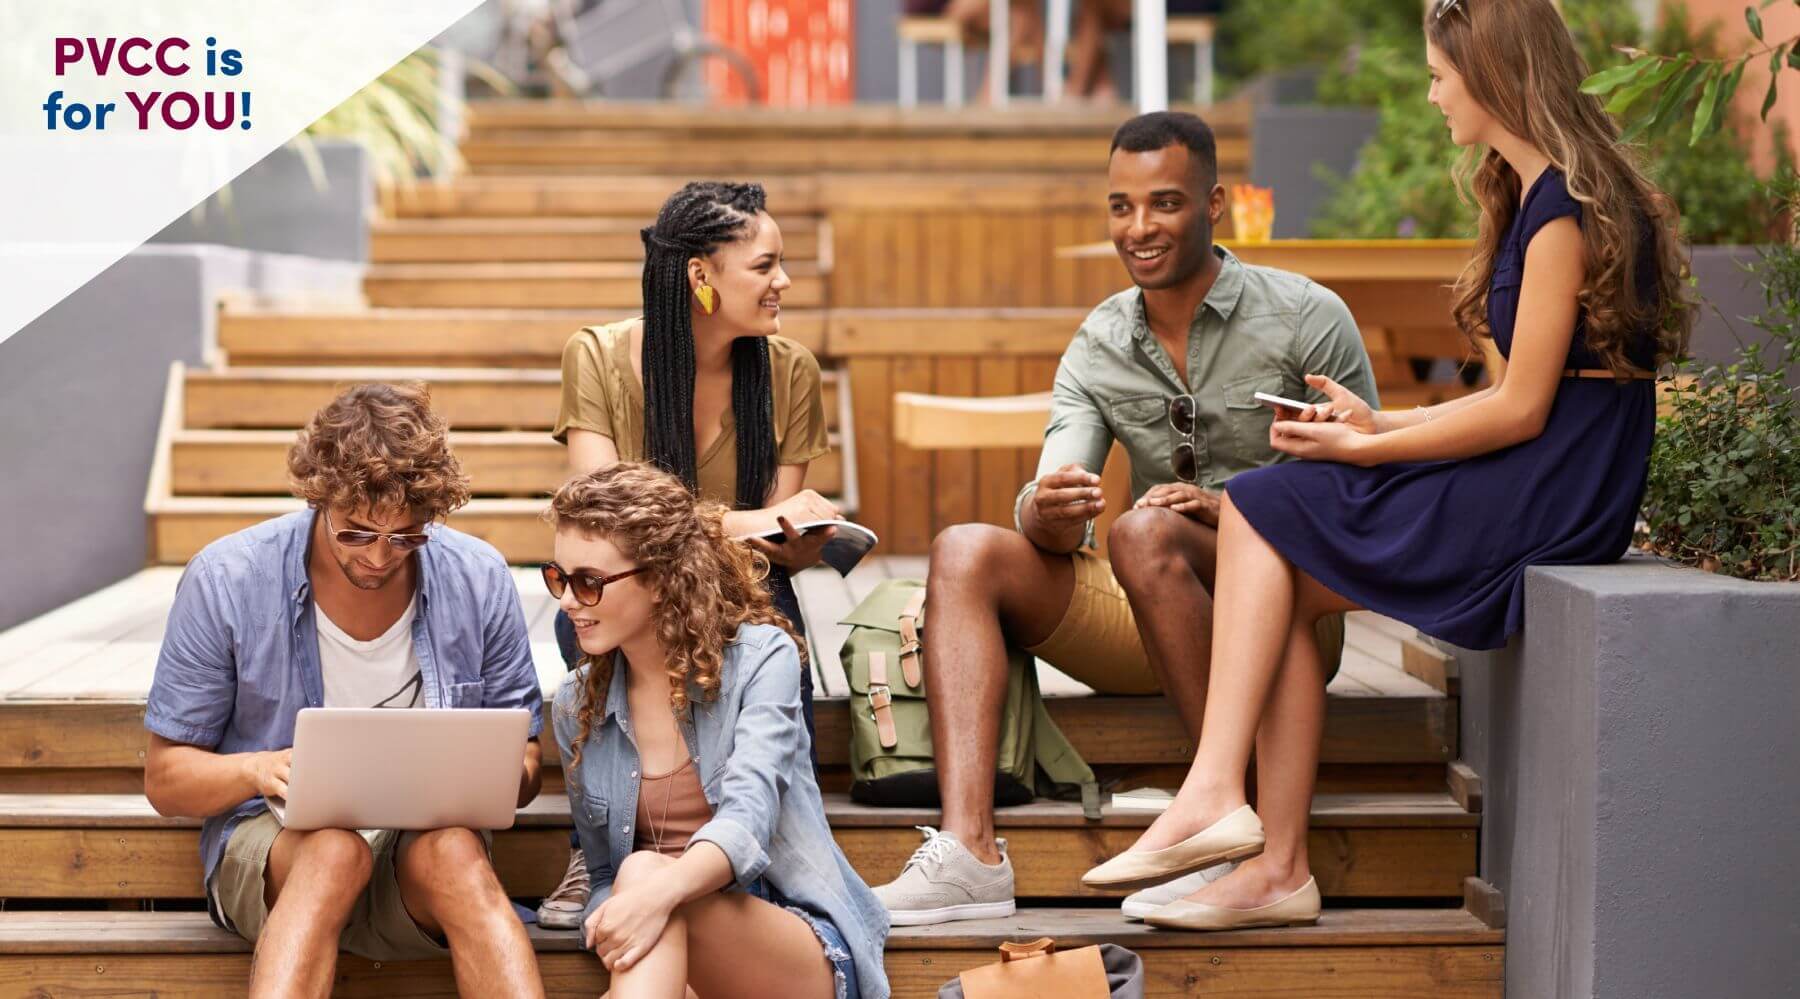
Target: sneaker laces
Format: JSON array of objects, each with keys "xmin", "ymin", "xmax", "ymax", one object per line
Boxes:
[
  {"xmin": 901, "ymin": 825, "xmax": 963, "ymax": 874},
  {"xmin": 544, "ymin": 849, "xmax": 589, "ymax": 905}
]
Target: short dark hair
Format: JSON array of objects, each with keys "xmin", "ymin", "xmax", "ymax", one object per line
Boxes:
[{"xmin": 1109, "ymin": 111, "xmax": 1218, "ymax": 185}]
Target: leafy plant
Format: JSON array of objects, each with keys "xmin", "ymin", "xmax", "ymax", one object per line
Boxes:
[
  {"xmin": 294, "ymin": 48, "xmax": 509, "ymax": 189},
  {"xmin": 1641, "ymin": 174, "xmax": 1800, "ymax": 580},
  {"xmin": 1309, "ymin": 0, "xmax": 1785, "ymax": 243},
  {"xmin": 1580, "ymin": 0, "xmax": 1798, "ymax": 145},
  {"xmin": 1216, "ymin": 0, "xmax": 1420, "ymax": 92},
  {"xmin": 1309, "ymin": 42, "xmax": 1472, "ymax": 239}
]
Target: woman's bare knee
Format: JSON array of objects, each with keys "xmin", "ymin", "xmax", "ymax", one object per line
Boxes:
[{"xmin": 613, "ymin": 850, "xmax": 677, "ymax": 891}]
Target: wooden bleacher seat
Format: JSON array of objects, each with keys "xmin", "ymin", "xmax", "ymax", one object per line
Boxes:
[
  {"xmin": 0, "ymin": 908, "xmax": 1502, "ymax": 995},
  {"xmin": 0, "ymin": 556, "xmax": 1490, "ymax": 993},
  {"xmin": 893, "ymin": 391, "xmax": 1052, "ymax": 450}
]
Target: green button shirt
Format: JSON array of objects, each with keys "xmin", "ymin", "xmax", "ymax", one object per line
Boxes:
[{"xmin": 1015, "ymin": 247, "xmax": 1381, "ymax": 539}]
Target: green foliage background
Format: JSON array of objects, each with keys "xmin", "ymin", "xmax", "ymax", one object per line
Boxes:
[{"xmin": 1217, "ymin": 0, "xmax": 1788, "ymax": 243}]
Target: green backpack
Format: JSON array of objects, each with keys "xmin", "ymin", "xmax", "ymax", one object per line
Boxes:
[{"xmin": 840, "ymin": 578, "xmax": 1100, "ymax": 818}]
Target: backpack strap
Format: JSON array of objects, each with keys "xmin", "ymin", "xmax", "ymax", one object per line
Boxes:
[
  {"xmin": 897, "ymin": 587, "xmax": 927, "ymax": 689},
  {"xmin": 868, "ymin": 651, "xmax": 898, "ymax": 749},
  {"xmin": 1031, "ymin": 689, "xmax": 1103, "ymax": 820}
]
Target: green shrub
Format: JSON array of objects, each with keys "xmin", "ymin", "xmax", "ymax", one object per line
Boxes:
[
  {"xmin": 1305, "ymin": 0, "xmax": 1781, "ymax": 243},
  {"xmin": 1641, "ymin": 172, "xmax": 1800, "ymax": 581},
  {"xmin": 1216, "ymin": 0, "xmax": 1419, "ymax": 93}
]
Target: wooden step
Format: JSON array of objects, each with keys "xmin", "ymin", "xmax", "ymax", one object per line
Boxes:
[
  {"xmin": 380, "ymin": 173, "xmax": 1116, "ymax": 219},
  {"xmin": 463, "ymin": 100, "xmax": 1253, "ymax": 136},
  {"xmin": 0, "ymin": 793, "xmax": 1473, "ymax": 901},
  {"xmin": 167, "ymin": 430, "xmax": 846, "ymax": 498},
  {"xmin": 183, "ymin": 366, "xmax": 842, "ymax": 433},
  {"xmin": 0, "ymin": 687, "xmax": 1454, "ymax": 778},
  {"xmin": 458, "ymin": 132, "xmax": 1250, "ymax": 176},
  {"xmin": 215, "ymin": 308, "xmax": 830, "ymax": 366},
  {"xmin": 371, "ymin": 216, "xmax": 823, "ymax": 264},
  {"xmin": 0, "ymin": 908, "xmax": 1504, "ymax": 998},
  {"xmin": 362, "ymin": 262, "xmax": 829, "ymax": 310},
  {"xmin": 383, "ymin": 175, "xmax": 824, "ymax": 219}
]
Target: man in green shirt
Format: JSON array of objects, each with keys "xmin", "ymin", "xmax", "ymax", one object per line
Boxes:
[{"xmin": 872, "ymin": 111, "xmax": 1380, "ymax": 926}]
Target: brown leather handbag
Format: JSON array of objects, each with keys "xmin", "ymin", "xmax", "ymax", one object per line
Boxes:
[{"xmin": 937, "ymin": 938, "xmax": 1144, "ymax": 999}]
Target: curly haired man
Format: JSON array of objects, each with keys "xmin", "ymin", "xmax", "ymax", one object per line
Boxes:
[{"xmin": 144, "ymin": 382, "xmax": 547, "ymax": 998}]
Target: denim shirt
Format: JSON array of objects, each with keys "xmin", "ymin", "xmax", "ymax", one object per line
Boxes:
[
  {"xmin": 1014, "ymin": 246, "xmax": 1381, "ymax": 542},
  {"xmin": 145, "ymin": 510, "xmax": 544, "ymax": 900},
  {"xmin": 552, "ymin": 623, "xmax": 891, "ymax": 999}
]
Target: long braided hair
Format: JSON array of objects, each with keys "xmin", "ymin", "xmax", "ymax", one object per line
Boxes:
[{"xmin": 639, "ymin": 181, "xmax": 779, "ymax": 510}]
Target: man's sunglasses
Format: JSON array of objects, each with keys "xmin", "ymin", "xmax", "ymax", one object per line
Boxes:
[
  {"xmin": 1169, "ymin": 394, "xmax": 1199, "ymax": 484},
  {"xmin": 324, "ymin": 509, "xmax": 431, "ymax": 553},
  {"xmin": 541, "ymin": 562, "xmax": 648, "ymax": 607}
]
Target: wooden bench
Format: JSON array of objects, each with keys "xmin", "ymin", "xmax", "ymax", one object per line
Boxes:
[
  {"xmin": 370, "ymin": 216, "xmax": 826, "ymax": 265},
  {"xmin": 0, "ymin": 791, "xmax": 1473, "ymax": 902},
  {"xmin": 0, "ymin": 909, "xmax": 1505, "ymax": 997}
]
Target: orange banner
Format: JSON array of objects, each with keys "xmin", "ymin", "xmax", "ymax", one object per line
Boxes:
[{"xmin": 705, "ymin": 0, "xmax": 854, "ymax": 106}]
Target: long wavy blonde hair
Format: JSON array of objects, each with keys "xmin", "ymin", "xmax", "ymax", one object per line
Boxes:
[
  {"xmin": 1428, "ymin": 0, "xmax": 1691, "ymax": 375},
  {"xmin": 550, "ymin": 463, "xmax": 806, "ymax": 765}
]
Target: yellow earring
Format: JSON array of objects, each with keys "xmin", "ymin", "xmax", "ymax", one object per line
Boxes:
[{"xmin": 695, "ymin": 282, "xmax": 717, "ymax": 316}]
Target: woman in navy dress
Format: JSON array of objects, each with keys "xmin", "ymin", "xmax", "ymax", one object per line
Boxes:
[{"xmin": 1081, "ymin": 0, "xmax": 1692, "ymax": 929}]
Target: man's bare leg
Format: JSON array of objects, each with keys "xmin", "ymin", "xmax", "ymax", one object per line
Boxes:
[
  {"xmin": 252, "ymin": 829, "xmax": 374, "ymax": 999},
  {"xmin": 924, "ymin": 523, "xmax": 1078, "ymax": 864},
  {"xmin": 1106, "ymin": 507, "xmax": 1220, "ymax": 739},
  {"xmin": 396, "ymin": 828, "xmax": 546, "ymax": 998}
]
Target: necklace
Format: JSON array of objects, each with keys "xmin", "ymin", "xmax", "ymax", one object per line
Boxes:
[{"xmin": 646, "ymin": 757, "xmax": 694, "ymax": 855}]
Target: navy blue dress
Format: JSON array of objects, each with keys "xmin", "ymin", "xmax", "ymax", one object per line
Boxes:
[{"xmin": 1225, "ymin": 169, "xmax": 1657, "ymax": 650}]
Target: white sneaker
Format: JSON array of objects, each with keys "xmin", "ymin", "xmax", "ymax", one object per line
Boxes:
[
  {"xmin": 536, "ymin": 847, "xmax": 589, "ymax": 930},
  {"xmin": 872, "ymin": 826, "xmax": 1016, "ymax": 926},
  {"xmin": 1119, "ymin": 860, "xmax": 1238, "ymax": 921}
]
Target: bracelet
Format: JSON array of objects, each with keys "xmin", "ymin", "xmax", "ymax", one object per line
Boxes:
[{"xmin": 1415, "ymin": 405, "xmax": 1435, "ymax": 423}]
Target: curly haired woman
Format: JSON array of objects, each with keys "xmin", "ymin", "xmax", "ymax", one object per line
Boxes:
[
  {"xmin": 1082, "ymin": 0, "xmax": 1692, "ymax": 930},
  {"xmin": 546, "ymin": 463, "xmax": 889, "ymax": 999}
]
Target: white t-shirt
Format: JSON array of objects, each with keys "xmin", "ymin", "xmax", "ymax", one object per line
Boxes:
[{"xmin": 316, "ymin": 597, "xmax": 423, "ymax": 710}]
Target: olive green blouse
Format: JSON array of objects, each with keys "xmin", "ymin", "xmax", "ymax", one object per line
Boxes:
[{"xmin": 552, "ymin": 318, "xmax": 832, "ymax": 507}]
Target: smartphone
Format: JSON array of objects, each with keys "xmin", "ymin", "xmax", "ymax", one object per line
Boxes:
[{"xmin": 1252, "ymin": 390, "xmax": 1318, "ymax": 414}]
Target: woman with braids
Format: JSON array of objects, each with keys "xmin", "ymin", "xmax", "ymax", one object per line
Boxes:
[
  {"xmin": 546, "ymin": 463, "xmax": 887, "ymax": 999},
  {"xmin": 542, "ymin": 181, "xmax": 835, "ymax": 928},
  {"xmin": 1081, "ymin": 0, "xmax": 1690, "ymax": 930}
]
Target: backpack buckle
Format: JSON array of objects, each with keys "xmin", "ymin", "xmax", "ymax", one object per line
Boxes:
[{"xmin": 866, "ymin": 685, "xmax": 897, "ymax": 749}]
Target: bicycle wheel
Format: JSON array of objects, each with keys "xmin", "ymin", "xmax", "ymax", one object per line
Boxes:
[{"xmin": 660, "ymin": 40, "xmax": 762, "ymax": 103}]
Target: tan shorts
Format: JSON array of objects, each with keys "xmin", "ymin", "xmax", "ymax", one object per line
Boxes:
[
  {"xmin": 1025, "ymin": 550, "xmax": 1345, "ymax": 694},
  {"xmin": 211, "ymin": 811, "xmax": 494, "ymax": 962}
]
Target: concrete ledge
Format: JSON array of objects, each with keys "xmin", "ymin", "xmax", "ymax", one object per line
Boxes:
[
  {"xmin": 0, "ymin": 246, "xmax": 362, "ymax": 631},
  {"xmin": 1457, "ymin": 554, "xmax": 1800, "ymax": 998},
  {"xmin": 151, "ymin": 142, "xmax": 371, "ymax": 263}
]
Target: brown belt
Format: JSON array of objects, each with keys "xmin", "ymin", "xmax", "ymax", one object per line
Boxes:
[{"xmin": 1563, "ymin": 368, "xmax": 1656, "ymax": 380}]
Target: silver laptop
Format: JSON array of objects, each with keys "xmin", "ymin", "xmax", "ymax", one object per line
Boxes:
[{"xmin": 266, "ymin": 707, "xmax": 531, "ymax": 831}]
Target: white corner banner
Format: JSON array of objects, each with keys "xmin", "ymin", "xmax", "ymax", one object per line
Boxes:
[{"xmin": 0, "ymin": 0, "xmax": 487, "ymax": 346}]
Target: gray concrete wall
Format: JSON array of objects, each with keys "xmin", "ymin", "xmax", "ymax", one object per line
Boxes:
[
  {"xmin": 1689, "ymin": 245, "xmax": 1792, "ymax": 382},
  {"xmin": 1249, "ymin": 105, "xmax": 1380, "ymax": 239},
  {"xmin": 150, "ymin": 142, "xmax": 371, "ymax": 263},
  {"xmin": 0, "ymin": 247, "xmax": 361, "ymax": 632},
  {"xmin": 1456, "ymin": 555, "xmax": 1800, "ymax": 998}
]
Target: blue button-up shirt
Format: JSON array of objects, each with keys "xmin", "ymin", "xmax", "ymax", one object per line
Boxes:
[
  {"xmin": 553, "ymin": 623, "xmax": 891, "ymax": 998},
  {"xmin": 145, "ymin": 510, "xmax": 544, "ymax": 895}
]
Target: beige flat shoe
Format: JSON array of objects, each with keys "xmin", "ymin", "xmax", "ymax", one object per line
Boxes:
[
  {"xmin": 1079, "ymin": 804, "xmax": 1265, "ymax": 890},
  {"xmin": 1144, "ymin": 876, "xmax": 1321, "ymax": 931}
]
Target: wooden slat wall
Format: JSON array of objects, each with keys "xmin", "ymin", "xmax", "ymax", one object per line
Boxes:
[{"xmin": 830, "ymin": 209, "xmax": 1127, "ymax": 309}]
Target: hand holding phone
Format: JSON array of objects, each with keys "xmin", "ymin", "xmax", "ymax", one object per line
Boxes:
[{"xmin": 1255, "ymin": 390, "xmax": 1318, "ymax": 415}]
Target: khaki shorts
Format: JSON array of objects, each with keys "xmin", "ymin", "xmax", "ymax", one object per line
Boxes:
[
  {"xmin": 211, "ymin": 811, "xmax": 494, "ymax": 962},
  {"xmin": 1025, "ymin": 550, "xmax": 1345, "ymax": 694}
]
